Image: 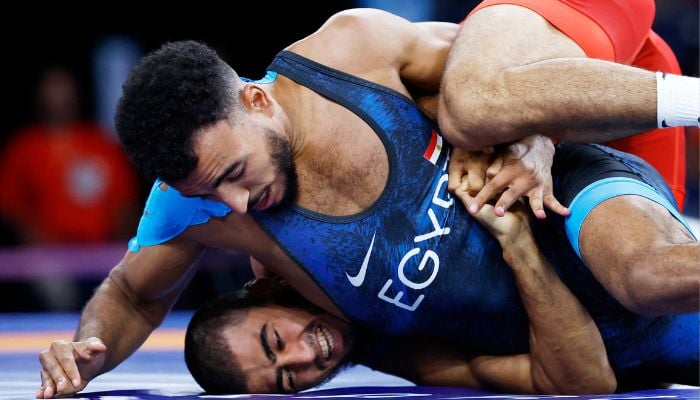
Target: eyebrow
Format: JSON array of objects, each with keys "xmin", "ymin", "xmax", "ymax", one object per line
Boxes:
[
  {"xmin": 260, "ymin": 324, "xmax": 286, "ymax": 393},
  {"xmin": 181, "ymin": 160, "xmax": 241, "ymax": 199}
]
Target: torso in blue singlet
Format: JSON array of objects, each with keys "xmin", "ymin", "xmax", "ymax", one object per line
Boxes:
[{"xmin": 253, "ymin": 51, "xmax": 602, "ymax": 355}]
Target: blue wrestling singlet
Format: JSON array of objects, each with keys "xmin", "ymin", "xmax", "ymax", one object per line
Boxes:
[
  {"xmin": 250, "ymin": 52, "xmax": 699, "ymax": 381},
  {"xmin": 129, "ymin": 51, "xmax": 698, "ymax": 382}
]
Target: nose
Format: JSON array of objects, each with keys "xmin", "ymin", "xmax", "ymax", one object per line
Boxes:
[
  {"xmin": 278, "ymin": 339, "xmax": 316, "ymax": 368},
  {"xmin": 217, "ymin": 186, "xmax": 250, "ymax": 214}
]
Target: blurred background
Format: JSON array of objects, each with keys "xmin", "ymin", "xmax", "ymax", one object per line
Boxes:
[{"xmin": 0, "ymin": 0, "xmax": 697, "ymax": 312}]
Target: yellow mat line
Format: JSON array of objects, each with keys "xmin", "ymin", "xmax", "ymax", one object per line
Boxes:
[{"xmin": 0, "ymin": 329, "xmax": 185, "ymax": 352}]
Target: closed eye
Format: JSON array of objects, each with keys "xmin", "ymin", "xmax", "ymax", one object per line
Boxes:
[
  {"xmin": 224, "ymin": 168, "xmax": 244, "ymax": 183},
  {"xmin": 286, "ymin": 369, "xmax": 295, "ymax": 391},
  {"xmin": 275, "ymin": 330, "xmax": 284, "ymax": 351}
]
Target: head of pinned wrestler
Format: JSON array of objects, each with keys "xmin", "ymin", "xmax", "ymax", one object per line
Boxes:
[
  {"xmin": 185, "ymin": 278, "xmax": 355, "ymax": 394},
  {"xmin": 115, "ymin": 40, "xmax": 298, "ymax": 213}
]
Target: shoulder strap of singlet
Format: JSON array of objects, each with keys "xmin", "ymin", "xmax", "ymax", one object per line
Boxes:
[{"xmin": 269, "ymin": 51, "xmax": 416, "ymax": 113}]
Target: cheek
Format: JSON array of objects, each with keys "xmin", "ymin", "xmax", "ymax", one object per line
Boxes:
[{"xmin": 296, "ymin": 368, "xmax": 328, "ymax": 389}]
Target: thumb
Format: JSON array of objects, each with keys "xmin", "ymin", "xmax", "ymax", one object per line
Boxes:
[
  {"xmin": 75, "ymin": 337, "xmax": 107, "ymax": 359},
  {"xmin": 473, "ymin": 203, "xmax": 497, "ymax": 227}
]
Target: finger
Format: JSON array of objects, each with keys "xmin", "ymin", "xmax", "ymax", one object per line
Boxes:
[
  {"xmin": 544, "ymin": 194, "xmax": 571, "ymax": 217},
  {"xmin": 69, "ymin": 340, "xmax": 105, "ymax": 388},
  {"xmin": 51, "ymin": 342, "xmax": 83, "ymax": 389},
  {"xmin": 40, "ymin": 370, "xmax": 55, "ymax": 399},
  {"xmin": 527, "ymin": 190, "xmax": 547, "ymax": 220},
  {"xmin": 447, "ymin": 164, "xmax": 465, "ymax": 192},
  {"xmin": 40, "ymin": 347, "xmax": 71, "ymax": 395},
  {"xmin": 471, "ymin": 172, "xmax": 513, "ymax": 214},
  {"xmin": 76, "ymin": 337, "xmax": 107, "ymax": 358},
  {"xmin": 486, "ymin": 155, "xmax": 504, "ymax": 179},
  {"xmin": 473, "ymin": 203, "xmax": 497, "ymax": 226},
  {"xmin": 447, "ymin": 154, "xmax": 468, "ymax": 192},
  {"xmin": 466, "ymin": 162, "xmax": 486, "ymax": 196},
  {"xmin": 467, "ymin": 171, "xmax": 486, "ymax": 196},
  {"xmin": 453, "ymin": 181, "xmax": 475, "ymax": 209},
  {"xmin": 494, "ymin": 186, "xmax": 523, "ymax": 217}
]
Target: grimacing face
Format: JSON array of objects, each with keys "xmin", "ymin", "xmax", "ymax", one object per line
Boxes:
[
  {"xmin": 223, "ymin": 304, "xmax": 354, "ymax": 393},
  {"xmin": 175, "ymin": 119, "xmax": 297, "ymax": 213}
]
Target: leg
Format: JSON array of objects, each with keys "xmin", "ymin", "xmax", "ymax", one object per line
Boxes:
[
  {"xmin": 554, "ymin": 143, "xmax": 698, "ymax": 316},
  {"xmin": 605, "ymin": 31, "xmax": 687, "ymax": 210},
  {"xmin": 438, "ymin": 1, "xmax": 658, "ymax": 150},
  {"xmin": 578, "ymin": 31, "xmax": 692, "ymax": 306},
  {"xmin": 579, "ymin": 195, "xmax": 698, "ymax": 316}
]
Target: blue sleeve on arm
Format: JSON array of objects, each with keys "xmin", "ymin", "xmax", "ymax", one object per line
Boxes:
[{"xmin": 128, "ymin": 179, "xmax": 232, "ymax": 252}]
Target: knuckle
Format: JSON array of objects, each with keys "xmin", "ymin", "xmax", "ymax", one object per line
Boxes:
[
  {"xmin": 484, "ymin": 179, "xmax": 499, "ymax": 191},
  {"xmin": 59, "ymin": 354, "xmax": 74, "ymax": 364},
  {"xmin": 500, "ymin": 195, "xmax": 515, "ymax": 205},
  {"xmin": 49, "ymin": 341, "xmax": 65, "ymax": 350}
]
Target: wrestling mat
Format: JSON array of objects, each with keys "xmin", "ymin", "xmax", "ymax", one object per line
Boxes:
[{"xmin": 1, "ymin": 312, "xmax": 698, "ymax": 400}]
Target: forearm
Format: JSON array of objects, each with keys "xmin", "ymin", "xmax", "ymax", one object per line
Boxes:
[
  {"xmin": 504, "ymin": 236, "xmax": 616, "ymax": 394},
  {"xmin": 441, "ymin": 57, "xmax": 656, "ymax": 150},
  {"xmin": 75, "ymin": 272, "xmax": 171, "ymax": 376}
]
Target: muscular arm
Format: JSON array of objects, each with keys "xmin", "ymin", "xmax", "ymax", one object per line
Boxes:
[
  {"xmin": 438, "ymin": 5, "xmax": 657, "ymax": 150},
  {"xmin": 379, "ymin": 206, "xmax": 616, "ymax": 394},
  {"xmin": 76, "ymin": 237, "xmax": 203, "ymax": 369},
  {"xmin": 38, "ymin": 236, "xmax": 203, "ymax": 398},
  {"xmin": 473, "ymin": 211, "xmax": 616, "ymax": 394}
]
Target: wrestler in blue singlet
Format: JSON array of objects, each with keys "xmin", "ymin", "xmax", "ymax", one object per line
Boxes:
[{"xmin": 130, "ymin": 51, "xmax": 699, "ymax": 384}]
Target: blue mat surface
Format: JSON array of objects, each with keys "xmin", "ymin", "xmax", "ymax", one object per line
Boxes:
[{"xmin": 1, "ymin": 312, "xmax": 698, "ymax": 399}]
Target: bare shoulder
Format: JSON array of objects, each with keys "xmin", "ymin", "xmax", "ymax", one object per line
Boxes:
[
  {"xmin": 287, "ymin": 8, "xmax": 416, "ymax": 75},
  {"xmin": 286, "ymin": 8, "xmax": 457, "ymax": 94}
]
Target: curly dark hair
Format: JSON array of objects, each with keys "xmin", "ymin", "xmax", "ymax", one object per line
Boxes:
[
  {"xmin": 184, "ymin": 279, "xmax": 310, "ymax": 394},
  {"xmin": 115, "ymin": 40, "xmax": 240, "ymax": 183}
]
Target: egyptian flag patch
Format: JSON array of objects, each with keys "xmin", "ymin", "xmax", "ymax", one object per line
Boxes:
[{"xmin": 423, "ymin": 130, "xmax": 443, "ymax": 165}]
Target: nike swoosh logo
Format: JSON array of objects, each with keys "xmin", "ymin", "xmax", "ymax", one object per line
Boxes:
[{"xmin": 346, "ymin": 232, "xmax": 376, "ymax": 287}]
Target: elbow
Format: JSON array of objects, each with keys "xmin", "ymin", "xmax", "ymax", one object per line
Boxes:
[
  {"xmin": 536, "ymin": 375, "xmax": 617, "ymax": 395},
  {"xmin": 578, "ymin": 369, "xmax": 617, "ymax": 395},
  {"xmin": 595, "ymin": 372, "xmax": 618, "ymax": 395},
  {"xmin": 571, "ymin": 364, "xmax": 618, "ymax": 395},
  {"xmin": 533, "ymin": 360, "xmax": 617, "ymax": 395}
]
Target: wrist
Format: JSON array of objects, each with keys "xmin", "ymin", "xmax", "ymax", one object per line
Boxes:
[{"xmin": 501, "ymin": 234, "xmax": 541, "ymax": 268}]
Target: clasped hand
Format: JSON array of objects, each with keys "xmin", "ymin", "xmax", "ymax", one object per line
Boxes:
[{"xmin": 448, "ymin": 135, "xmax": 570, "ymax": 219}]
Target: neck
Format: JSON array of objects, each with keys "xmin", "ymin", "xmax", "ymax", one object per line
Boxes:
[{"xmin": 268, "ymin": 77, "xmax": 307, "ymax": 161}]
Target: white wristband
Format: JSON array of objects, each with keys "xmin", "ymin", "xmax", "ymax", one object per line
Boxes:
[{"xmin": 656, "ymin": 71, "xmax": 700, "ymax": 128}]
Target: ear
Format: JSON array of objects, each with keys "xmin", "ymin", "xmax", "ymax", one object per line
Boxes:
[{"xmin": 241, "ymin": 84, "xmax": 274, "ymax": 117}]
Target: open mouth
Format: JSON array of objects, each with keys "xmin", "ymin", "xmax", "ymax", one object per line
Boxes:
[{"xmin": 315, "ymin": 325, "xmax": 334, "ymax": 361}]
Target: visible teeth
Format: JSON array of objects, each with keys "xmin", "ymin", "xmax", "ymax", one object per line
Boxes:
[{"xmin": 316, "ymin": 326, "xmax": 333, "ymax": 360}]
